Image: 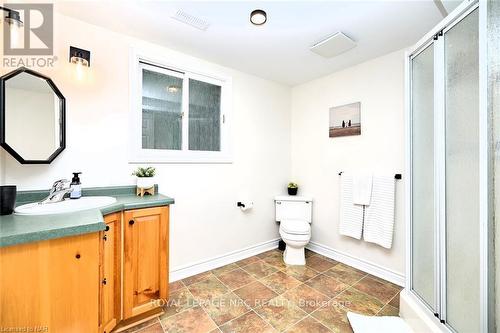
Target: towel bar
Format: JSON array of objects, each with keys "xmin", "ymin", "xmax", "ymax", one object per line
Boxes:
[{"xmin": 337, "ymin": 171, "xmax": 402, "ymax": 180}]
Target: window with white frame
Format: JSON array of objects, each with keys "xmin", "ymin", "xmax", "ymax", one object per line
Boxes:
[{"xmin": 130, "ymin": 58, "xmax": 232, "ymax": 163}]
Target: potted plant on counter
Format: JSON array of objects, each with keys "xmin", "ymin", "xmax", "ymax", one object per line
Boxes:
[
  {"xmin": 287, "ymin": 182, "xmax": 298, "ymax": 195},
  {"xmin": 132, "ymin": 167, "xmax": 156, "ymax": 190}
]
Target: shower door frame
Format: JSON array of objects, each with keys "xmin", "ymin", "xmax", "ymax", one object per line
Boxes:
[{"xmin": 405, "ymin": 0, "xmax": 491, "ymax": 332}]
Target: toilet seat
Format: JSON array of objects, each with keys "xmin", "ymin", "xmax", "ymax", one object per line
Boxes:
[{"xmin": 280, "ymin": 219, "xmax": 310, "ymax": 235}]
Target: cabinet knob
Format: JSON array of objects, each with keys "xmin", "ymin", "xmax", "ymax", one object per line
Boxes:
[
  {"xmin": 75, "ymin": 254, "xmax": 81, "ymax": 259},
  {"xmin": 129, "ymin": 220, "xmax": 135, "ymax": 225},
  {"xmin": 105, "ymin": 225, "xmax": 110, "ymax": 231},
  {"xmin": 102, "ymin": 278, "xmax": 107, "ymax": 285},
  {"xmin": 103, "ymin": 235, "xmax": 107, "ymax": 241}
]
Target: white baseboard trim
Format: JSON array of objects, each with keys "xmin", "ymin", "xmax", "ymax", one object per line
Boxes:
[
  {"xmin": 306, "ymin": 241, "xmax": 405, "ymax": 287},
  {"xmin": 170, "ymin": 238, "xmax": 280, "ymax": 282}
]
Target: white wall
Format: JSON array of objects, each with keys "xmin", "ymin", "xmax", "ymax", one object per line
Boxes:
[
  {"xmin": 0, "ymin": 13, "xmax": 291, "ymax": 269},
  {"xmin": 0, "ymin": 12, "xmax": 407, "ymax": 278},
  {"xmin": 290, "ymin": 50, "xmax": 406, "ymax": 275}
]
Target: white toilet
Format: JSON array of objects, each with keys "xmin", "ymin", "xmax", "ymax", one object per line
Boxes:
[{"xmin": 275, "ymin": 196, "xmax": 313, "ymax": 265}]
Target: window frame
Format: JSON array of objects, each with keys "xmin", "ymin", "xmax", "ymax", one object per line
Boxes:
[{"xmin": 129, "ymin": 49, "xmax": 232, "ymax": 164}]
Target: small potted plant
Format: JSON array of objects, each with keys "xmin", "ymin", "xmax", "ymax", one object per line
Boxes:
[
  {"xmin": 287, "ymin": 182, "xmax": 298, "ymax": 195},
  {"xmin": 132, "ymin": 166, "xmax": 156, "ymax": 189}
]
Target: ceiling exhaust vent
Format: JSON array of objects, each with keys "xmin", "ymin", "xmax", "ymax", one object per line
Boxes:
[
  {"xmin": 310, "ymin": 32, "xmax": 356, "ymax": 58},
  {"xmin": 171, "ymin": 10, "xmax": 210, "ymax": 31}
]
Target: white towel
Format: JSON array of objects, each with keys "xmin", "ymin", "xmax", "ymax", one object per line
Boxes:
[
  {"xmin": 339, "ymin": 174, "xmax": 364, "ymax": 239},
  {"xmin": 364, "ymin": 175, "xmax": 395, "ymax": 249},
  {"xmin": 352, "ymin": 173, "xmax": 373, "ymax": 205},
  {"xmin": 347, "ymin": 312, "xmax": 412, "ymax": 333}
]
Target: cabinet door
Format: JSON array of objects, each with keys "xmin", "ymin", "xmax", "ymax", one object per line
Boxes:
[
  {"xmin": 123, "ymin": 206, "xmax": 169, "ymax": 319},
  {"xmin": 99, "ymin": 213, "xmax": 121, "ymax": 333},
  {"xmin": 0, "ymin": 233, "xmax": 100, "ymax": 333}
]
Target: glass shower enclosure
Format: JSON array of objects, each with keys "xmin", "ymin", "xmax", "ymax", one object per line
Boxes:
[{"xmin": 406, "ymin": 1, "xmax": 494, "ymax": 332}]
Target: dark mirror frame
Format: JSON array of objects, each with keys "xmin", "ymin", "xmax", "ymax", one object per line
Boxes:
[{"xmin": 0, "ymin": 67, "xmax": 66, "ymax": 164}]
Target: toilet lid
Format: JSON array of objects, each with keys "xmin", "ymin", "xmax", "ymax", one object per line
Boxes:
[{"xmin": 280, "ymin": 219, "xmax": 311, "ymax": 235}]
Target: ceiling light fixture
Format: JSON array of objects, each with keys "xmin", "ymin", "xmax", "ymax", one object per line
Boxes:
[{"xmin": 250, "ymin": 9, "xmax": 267, "ymax": 26}]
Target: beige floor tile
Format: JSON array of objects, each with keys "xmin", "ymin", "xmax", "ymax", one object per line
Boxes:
[
  {"xmin": 282, "ymin": 284, "xmax": 330, "ymax": 313},
  {"xmin": 182, "ymin": 271, "xmax": 213, "ymax": 286},
  {"xmin": 161, "ymin": 287, "xmax": 197, "ymax": 318},
  {"xmin": 212, "ymin": 263, "xmax": 240, "ymax": 277},
  {"xmin": 285, "ymin": 316, "xmax": 332, "ymax": 333},
  {"xmin": 254, "ymin": 296, "xmax": 308, "ymax": 332},
  {"xmin": 260, "ymin": 271, "xmax": 302, "ymax": 294},
  {"xmin": 377, "ymin": 304, "xmax": 399, "ymax": 316},
  {"xmin": 122, "ymin": 318, "xmax": 161, "ymax": 333},
  {"xmin": 323, "ymin": 263, "xmax": 367, "ymax": 286},
  {"xmin": 188, "ymin": 275, "xmax": 230, "ymax": 301},
  {"xmin": 261, "ymin": 253, "xmax": 288, "ymax": 271},
  {"xmin": 172, "ymin": 254, "xmax": 405, "ymax": 332},
  {"xmin": 257, "ymin": 249, "xmax": 282, "ymax": 259},
  {"xmin": 235, "ymin": 256, "xmax": 262, "ymax": 267},
  {"xmin": 388, "ymin": 291, "xmax": 400, "ymax": 308},
  {"xmin": 218, "ymin": 268, "xmax": 256, "ymax": 290},
  {"xmin": 169, "ymin": 280, "xmax": 186, "ymax": 294},
  {"xmin": 203, "ymin": 292, "xmax": 250, "ymax": 326},
  {"xmin": 305, "ymin": 274, "xmax": 349, "ymax": 298},
  {"xmin": 211, "ymin": 263, "xmax": 239, "ymax": 277},
  {"xmin": 161, "ymin": 306, "xmax": 217, "ymax": 333},
  {"xmin": 242, "ymin": 261, "xmax": 279, "ymax": 279},
  {"xmin": 283, "ymin": 266, "xmax": 319, "ymax": 283},
  {"xmin": 306, "ymin": 256, "xmax": 338, "ymax": 272},
  {"xmin": 368, "ymin": 274, "xmax": 403, "ymax": 291},
  {"xmin": 138, "ymin": 323, "xmax": 164, "ymax": 333},
  {"xmin": 234, "ymin": 281, "xmax": 278, "ymax": 308},
  {"xmin": 304, "ymin": 249, "xmax": 317, "ymax": 258},
  {"xmin": 352, "ymin": 276, "xmax": 400, "ymax": 303},
  {"xmin": 219, "ymin": 311, "xmax": 276, "ymax": 333},
  {"xmin": 311, "ymin": 304, "xmax": 353, "ymax": 333},
  {"xmin": 334, "ymin": 288, "xmax": 385, "ymax": 315}
]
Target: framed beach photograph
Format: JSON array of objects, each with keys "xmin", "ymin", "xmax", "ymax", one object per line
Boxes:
[{"xmin": 329, "ymin": 102, "xmax": 361, "ymax": 138}]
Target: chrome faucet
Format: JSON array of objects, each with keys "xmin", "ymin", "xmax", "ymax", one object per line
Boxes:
[{"xmin": 39, "ymin": 179, "xmax": 73, "ymax": 204}]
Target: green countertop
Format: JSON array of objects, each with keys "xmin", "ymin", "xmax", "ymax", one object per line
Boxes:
[{"xmin": 0, "ymin": 185, "xmax": 174, "ymax": 248}]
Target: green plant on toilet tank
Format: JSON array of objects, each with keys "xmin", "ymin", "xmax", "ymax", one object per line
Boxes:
[
  {"xmin": 287, "ymin": 182, "xmax": 298, "ymax": 195},
  {"xmin": 132, "ymin": 167, "xmax": 156, "ymax": 189}
]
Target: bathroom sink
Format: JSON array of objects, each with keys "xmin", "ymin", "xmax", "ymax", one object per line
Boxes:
[{"xmin": 15, "ymin": 196, "xmax": 117, "ymax": 215}]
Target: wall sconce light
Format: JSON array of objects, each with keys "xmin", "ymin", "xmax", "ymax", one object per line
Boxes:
[
  {"xmin": 1, "ymin": 6, "xmax": 23, "ymax": 46},
  {"xmin": 69, "ymin": 46, "xmax": 91, "ymax": 67}
]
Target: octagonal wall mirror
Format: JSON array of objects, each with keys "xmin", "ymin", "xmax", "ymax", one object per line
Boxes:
[{"xmin": 0, "ymin": 67, "xmax": 65, "ymax": 164}]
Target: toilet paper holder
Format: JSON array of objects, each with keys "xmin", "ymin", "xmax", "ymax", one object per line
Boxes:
[{"xmin": 237, "ymin": 201, "xmax": 253, "ymax": 211}]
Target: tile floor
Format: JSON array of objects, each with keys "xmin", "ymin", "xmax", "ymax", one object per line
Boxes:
[{"xmin": 124, "ymin": 249, "xmax": 402, "ymax": 333}]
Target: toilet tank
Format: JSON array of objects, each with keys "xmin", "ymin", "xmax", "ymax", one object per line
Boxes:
[{"xmin": 275, "ymin": 196, "xmax": 313, "ymax": 223}]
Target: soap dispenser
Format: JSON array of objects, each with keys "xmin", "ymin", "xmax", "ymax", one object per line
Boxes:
[{"xmin": 70, "ymin": 172, "xmax": 82, "ymax": 199}]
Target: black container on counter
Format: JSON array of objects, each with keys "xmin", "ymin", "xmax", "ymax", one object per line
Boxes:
[{"xmin": 0, "ymin": 185, "xmax": 16, "ymax": 215}]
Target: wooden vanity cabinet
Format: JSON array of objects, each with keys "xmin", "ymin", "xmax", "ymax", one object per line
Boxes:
[
  {"xmin": 99, "ymin": 213, "xmax": 121, "ymax": 333},
  {"xmin": 0, "ymin": 232, "xmax": 100, "ymax": 333},
  {"xmin": 123, "ymin": 206, "xmax": 169, "ymax": 319},
  {"xmin": 0, "ymin": 205, "xmax": 170, "ymax": 333}
]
